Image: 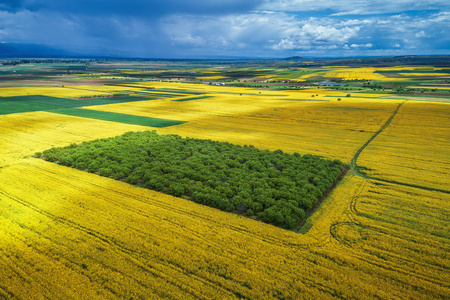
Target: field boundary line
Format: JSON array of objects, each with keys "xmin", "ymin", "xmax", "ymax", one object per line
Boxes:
[{"xmin": 366, "ymin": 177, "xmax": 450, "ymax": 194}]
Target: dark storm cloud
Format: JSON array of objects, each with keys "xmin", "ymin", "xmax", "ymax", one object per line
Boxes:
[
  {"xmin": 0, "ymin": 0, "xmax": 449, "ymax": 58},
  {"xmin": 9, "ymin": 0, "xmax": 263, "ymax": 17},
  {"xmin": 0, "ymin": 0, "xmax": 24, "ymax": 11}
]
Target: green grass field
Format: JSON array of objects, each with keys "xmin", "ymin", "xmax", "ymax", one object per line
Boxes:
[
  {"xmin": 0, "ymin": 95, "xmax": 185, "ymax": 127},
  {"xmin": 0, "ymin": 95, "xmax": 159, "ymax": 115},
  {"xmin": 52, "ymin": 108, "xmax": 185, "ymax": 127}
]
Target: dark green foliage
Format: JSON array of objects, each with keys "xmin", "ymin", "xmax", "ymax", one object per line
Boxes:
[{"xmin": 39, "ymin": 131, "xmax": 345, "ymax": 229}]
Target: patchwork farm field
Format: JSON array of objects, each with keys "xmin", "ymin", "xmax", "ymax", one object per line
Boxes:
[{"xmin": 0, "ymin": 59, "xmax": 449, "ymax": 299}]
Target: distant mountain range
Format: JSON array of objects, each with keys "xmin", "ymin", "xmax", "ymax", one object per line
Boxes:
[
  {"xmin": 282, "ymin": 56, "xmax": 305, "ymax": 61},
  {"xmin": 0, "ymin": 43, "xmax": 72, "ymax": 58},
  {"xmin": 0, "ymin": 43, "xmax": 449, "ymax": 65}
]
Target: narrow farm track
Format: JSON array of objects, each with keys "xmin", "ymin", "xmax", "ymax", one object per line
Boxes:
[
  {"xmin": 351, "ymin": 100, "xmax": 450, "ymax": 194},
  {"xmin": 0, "ymin": 182, "xmax": 246, "ymax": 299},
  {"xmin": 324, "ymin": 99, "xmax": 450, "ymax": 293},
  {"xmin": 351, "ymin": 100, "xmax": 406, "ymax": 173}
]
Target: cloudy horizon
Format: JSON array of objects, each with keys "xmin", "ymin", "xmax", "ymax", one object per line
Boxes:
[{"xmin": 0, "ymin": 0, "xmax": 449, "ymax": 58}]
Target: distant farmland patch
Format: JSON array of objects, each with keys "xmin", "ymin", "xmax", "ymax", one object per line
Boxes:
[{"xmin": 38, "ymin": 131, "xmax": 345, "ymax": 229}]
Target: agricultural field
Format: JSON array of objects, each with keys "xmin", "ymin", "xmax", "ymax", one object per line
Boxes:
[{"xmin": 0, "ymin": 58, "xmax": 449, "ymax": 299}]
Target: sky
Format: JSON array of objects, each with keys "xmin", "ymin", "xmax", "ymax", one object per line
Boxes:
[{"xmin": 0, "ymin": 0, "xmax": 449, "ymax": 58}]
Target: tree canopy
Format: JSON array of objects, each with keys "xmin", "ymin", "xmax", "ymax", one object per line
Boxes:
[{"xmin": 38, "ymin": 131, "xmax": 345, "ymax": 229}]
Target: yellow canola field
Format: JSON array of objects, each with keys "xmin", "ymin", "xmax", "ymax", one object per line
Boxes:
[
  {"xmin": 296, "ymin": 66, "xmax": 448, "ymax": 81},
  {"xmin": 358, "ymin": 101, "xmax": 450, "ymax": 190},
  {"xmin": 0, "ymin": 159, "xmax": 448, "ymax": 299},
  {"xmin": 324, "ymin": 67, "xmax": 389, "ymax": 81},
  {"xmin": 0, "ymin": 86, "xmax": 110, "ymax": 98},
  {"xmin": 0, "ymin": 111, "xmax": 149, "ymax": 166},
  {"xmin": 0, "ymin": 80, "xmax": 449, "ymax": 299}
]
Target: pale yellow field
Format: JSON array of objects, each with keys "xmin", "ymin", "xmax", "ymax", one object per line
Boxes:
[
  {"xmin": 0, "ymin": 86, "xmax": 111, "ymax": 98},
  {"xmin": 0, "ymin": 79, "xmax": 449, "ymax": 299},
  {"xmin": 295, "ymin": 66, "xmax": 448, "ymax": 81},
  {"xmin": 0, "ymin": 111, "xmax": 148, "ymax": 166},
  {"xmin": 375, "ymin": 66, "xmax": 444, "ymax": 71}
]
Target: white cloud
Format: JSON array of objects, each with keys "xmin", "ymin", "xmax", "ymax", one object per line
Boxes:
[
  {"xmin": 171, "ymin": 34, "xmax": 205, "ymax": 46},
  {"xmin": 269, "ymin": 22, "xmax": 360, "ymax": 50},
  {"xmin": 272, "ymin": 38, "xmax": 295, "ymax": 50},
  {"xmin": 340, "ymin": 19, "xmax": 373, "ymax": 26},
  {"xmin": 350, "ymin": 43, "xmax": 373, "ymax": 48},
  {"xmin": 415, "ymin": 31, "xmax": 428, "ymax": 38},
  {"xmin": 258, "ymin": 0, "xmax": 450, "ymax": 16},
  {"xmin": 163, "ymin": 11, "xmax": 362, "ymax": 52},
  {"xmin": 429, "ymin": 11, "xmax": 450, "ymax": 23},
  {"xmin": 159, "ymin": 5, "xmax": 450, "ymax": 57}
]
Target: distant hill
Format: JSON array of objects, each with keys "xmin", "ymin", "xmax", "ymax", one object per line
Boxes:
[
  {"xmin": 282, "ymin": 56, "xmax": 305, "ymax": 61},
  {"xmin": 0, "ymin": 43, "xmax": 72, "ymax": 58}
]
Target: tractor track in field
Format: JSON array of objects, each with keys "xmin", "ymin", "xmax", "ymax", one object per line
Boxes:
[{"xmin": 0, "ymin": 187, "xmax": 219, "ymax": 300}]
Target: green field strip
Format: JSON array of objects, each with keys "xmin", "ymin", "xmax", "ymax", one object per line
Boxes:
[
  {"xmin": 51, "ymin": 108, "xmax": 185, "ymax": 127},
  {"xmin": 0, "ymin": 95, "xmax": 159, "ymax": 115},
  {"xmin": 0, "ymin": 96, "xmax": 66, "ymax": 115},
  {"xmin": 173, "ymin": 95, "xmax": 213, "ymax": 102},
  {"xmin": 410, "ymin": 85, "xmax": 450, "ymax": 89}
]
